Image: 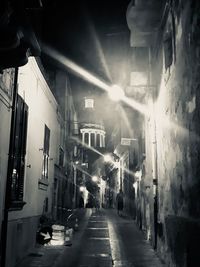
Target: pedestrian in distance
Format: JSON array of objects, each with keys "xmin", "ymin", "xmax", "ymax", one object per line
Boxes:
[
  {"xmin": 79, "ymin": 195, "xmax": 84, "ymax": 208},
  {"xmin": 95, "ymin": 198, "xmax": 100, "ymax": 212},
  {"xmin": 116, "ymin": 189, "xmax": 124, "ymax": 216}
]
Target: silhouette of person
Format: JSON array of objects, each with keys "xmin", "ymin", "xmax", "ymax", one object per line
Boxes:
[
  {"xmin": 79, "ymin": 195, "xmax": 84, "ymax": 208},
  {"xmin": 116, "ymin": 189, "xmax": 124, "ymax": 216}
]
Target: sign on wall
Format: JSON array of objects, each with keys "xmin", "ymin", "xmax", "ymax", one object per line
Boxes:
[{"xmin": 121, "ymin": 137, "xmax": 137, "ymax": 146}]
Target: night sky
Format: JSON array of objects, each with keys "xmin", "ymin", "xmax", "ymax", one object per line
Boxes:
[{"xmin": 37, "ymin": 0, "xmax": 131, "ymax": 132}]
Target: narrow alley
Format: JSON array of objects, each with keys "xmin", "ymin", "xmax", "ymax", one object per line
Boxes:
[
  {"xmin": 16, "ymin": 208, "xmax": 165, "ymax": 267},
  {"xmin": 1, "ymin": 1, "xmax": 200, "ymax": 267}
]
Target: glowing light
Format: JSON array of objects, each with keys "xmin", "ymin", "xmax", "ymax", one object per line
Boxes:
[
  {"xmin": 134, "ymin": 170, "xmax": 142, "ymax": 181},
  {"xmin": 70, "ymin": 136, "xmax": 103, "ymax": 157},
  {"xmin": 92, "ymin": 176, "xmax": 98, "ymax": 182},
  {"xmin": 42, "ymin": 44, "xmax": 110, "ymax": 92},
  {"xmin": 133, "ymin": 181, "xmax": 138, "ymax": 196},
  {"xmin": 87, "ymin": 18, "xmax": 112, "ymax": 81},
  {"xmin": 79, "ymin": 186, "xmax": 85, "ymax": 192},
  {"xmin": 108, "ymin": 85, "xmax": 125, "ymax": 102},
  {"xmin": 114, "ymin": 161, "xmax": 120, "ymax": 168},
  {"xmin": 42, "ymin": 45, "xmax": 149, "ymax": 116},
  {"xmin": 104, "ymin": 154, "xmax": 112, "ymax": 162}
]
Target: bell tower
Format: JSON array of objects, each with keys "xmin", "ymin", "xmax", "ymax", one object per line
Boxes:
[{"xmin": 80, "ymin": 96, "xmax": 106, "ymax": 148}]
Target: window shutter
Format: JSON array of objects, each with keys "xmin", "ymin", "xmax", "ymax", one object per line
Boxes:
[
  {"xmin": 18, "ymin": 101, "xmax": 28, "ymax": 200},
  {"xmin": 10, "ymin": 94, "xmax": 28, "ymax": 209},
  {"xmin": 44, "ymin": 125, "xmax": 50, "ymax": 156}
]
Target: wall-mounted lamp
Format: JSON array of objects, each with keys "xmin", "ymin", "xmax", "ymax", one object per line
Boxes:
[
  {"xmin": 108, "ymin": 84, "xmax": 125, "ymax": 102},
  {"xmin": 39, "ymin": 148, "xmax": 43, "ymax": 151},
  {"xmin": 26, "ymin": 164, "xmax": 31, "ymax": 168},
  {"xmin": 103, "ymin": 154, "xmax": 112, "ymax": 162},
  {"xmin": 92, "ymin": 175, "xmax": 98, "ymax": 182},
  {"xmin": 134, "ymin": 170, "xmax": 142, "ymax": 181},
  {"xmin": 79, "ymin": 186, "xmax": 85, "ymax": 192}
]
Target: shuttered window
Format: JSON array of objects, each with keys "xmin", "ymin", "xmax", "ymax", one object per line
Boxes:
[{"xmin": 10, "ymin": 94, "xmax": 28, "ymax": 209}]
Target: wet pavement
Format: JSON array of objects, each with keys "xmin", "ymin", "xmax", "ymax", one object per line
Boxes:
[{"xmin": 15, "ymin": 209, "xmax": 166, "ymax": 267}]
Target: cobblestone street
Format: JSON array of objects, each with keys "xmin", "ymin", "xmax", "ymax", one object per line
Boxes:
[{"xmin": 16, "ymin": 209, "xmax": 165, "ymax": 267}]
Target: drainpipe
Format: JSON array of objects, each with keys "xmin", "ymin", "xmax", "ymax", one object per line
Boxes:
[
  {"xmin": 0, "ymin": 67, "xmax": 18, "ymax": 267},
  {"xmin": 148, "ymin": 47, "xmax": 158, "ymax": 249},
  {"xmin": 73, "ymin": 165, "xmax": 77, "ymax": 209},
  {"xmin": 152, "ymin": 101, "xmax": 158, "ymax": 250}
]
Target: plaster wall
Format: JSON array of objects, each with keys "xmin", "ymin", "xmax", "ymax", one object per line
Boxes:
[
  {"xmin": 6, "ymin": 58, "xmax": 61, "ymax": 267},
  {"xmin": 0, "ymin": 69, "xmax": 13, "ymax": 242},
  {"xmin": 150, "ymin": 1, "xmax": 200, "ymax": 266}
]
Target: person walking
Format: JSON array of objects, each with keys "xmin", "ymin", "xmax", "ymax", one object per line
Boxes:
[
  {"xmin": 79, "ymin": 195, "xmax": 84, "ymax": 208},
  {"xmin": 95, "ymin": 198, "xmax": 100, "ymax": 212},
  {"xmin": 116, "ymin": 189, "xmax": 124, "ymax": 216}
]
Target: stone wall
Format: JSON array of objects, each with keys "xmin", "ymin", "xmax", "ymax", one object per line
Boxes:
[{"xmin": 151, "ymin": 0, "xmax": 200, "ymax": 265}]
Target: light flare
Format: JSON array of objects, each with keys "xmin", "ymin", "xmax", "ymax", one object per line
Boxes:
[
  {"xmin": 42, "ymin": 44, "xmax": 110, "ymax": 92},
  {"xmin": 42, "ymin": 45, "xmax": 149, "ymax": 116},
  {"xmin": 108, "ymin": 84, "xmax": 125, "ymax": 102},
  {"xmin": 92, "ymin": 175, "xmax": 98, "ymax": 182},
  {"xmin": 70, "ymin": 136, "xmax": 104, "ymax": 157}
]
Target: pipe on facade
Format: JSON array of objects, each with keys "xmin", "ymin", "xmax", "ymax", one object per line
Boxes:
[{"xmin": 148, "ymin": 47, "xmax": 158, "ymax": 250}]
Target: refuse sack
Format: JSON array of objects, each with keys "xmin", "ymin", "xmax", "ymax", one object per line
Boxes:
[{"xmin": 50, "ymin": 224, "xmax": 65, "ymax": 246}]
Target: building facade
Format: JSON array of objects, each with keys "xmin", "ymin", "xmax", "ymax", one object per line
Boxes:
[
  {"xmin": 127, "ymin": 0, "xmax": 200, "ymax": 266},
  {"xmin": 78, "ymin": 95, "xmax": 106, "ymax": 207},
  {"xmin": 0, "ymin": 57, "xmax": 77, "ymax": 267}
]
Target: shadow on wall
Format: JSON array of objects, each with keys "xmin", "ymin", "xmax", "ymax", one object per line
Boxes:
[{"xmin": 165, "ymin": 215, "xmax": 200, "ymax": 267}]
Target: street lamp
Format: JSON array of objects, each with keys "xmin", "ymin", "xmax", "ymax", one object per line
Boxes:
[
  {"xmin": 92, "ymin": 175, "xmax": 98, "ymax": 183},
  {"xmin": 108, "ymin": 84, "xmax": 125, "ymax": 102},
  {"xmin": 73, "ymin": 163, "xmax": 77, "ymax": 209},
  {"xmin": 103, "ymin": 154, "xmax": 112, "ymax": 162},
  {"xmin": 79, "ymin": 186, "xmax": 85, "ymax": 192}
]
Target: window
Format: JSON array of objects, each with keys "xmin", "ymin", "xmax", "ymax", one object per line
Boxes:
[
  {"xmin": 85, "ymin": 133, "xmax": 89, "ymax": 145},
  {"xmin": 85, "ymin": 98, "xmax": 94, "ymax": 108},
  {"xmin": 96, "ymin": 134, "xmax": 100, "ymax": 147},
  {"xmin": 91, "ymin": 133, "xmax": 95, "ymax": 147},
  {"xmin": 10, "ymin": 94, "xmax": 28, "ymax": 209},
  {"xmin": 42, "ymin": 125, "xmax": 50, "ymax": 180}
]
